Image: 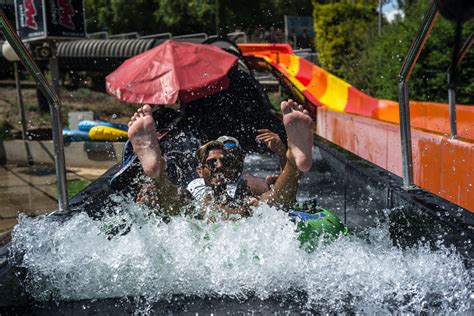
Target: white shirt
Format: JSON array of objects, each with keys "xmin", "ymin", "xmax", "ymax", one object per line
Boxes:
[
  {"xmin": 186, "ymin": 178, "xmax": 211, "ymax": 201},
  {"xmin": 186, "ymin": 177, "xmax": 241, "ymax": 200}
]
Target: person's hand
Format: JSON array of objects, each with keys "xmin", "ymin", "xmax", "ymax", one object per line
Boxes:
[
  {"xmin": 246, "ymin": 197, "xmax": 260, "ymax": 207},
  {"xmin": 265, "ymin": 174, "xmax": 279, "ymax": 186},
  {"xmin": 256, "ymin": 129, "xmax": 286, "ymax": 158}
]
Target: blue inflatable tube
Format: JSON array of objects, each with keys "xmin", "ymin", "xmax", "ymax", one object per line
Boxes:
[
  {"xmin": 63, "ymin": 129, "xmax": 90, "ymax": 142},
  {"xmin": 78, "ymin": 120, "xmax": 128, "ymax": 133}
]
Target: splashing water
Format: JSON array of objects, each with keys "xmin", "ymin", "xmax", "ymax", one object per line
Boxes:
[{"xmin": 9, "ymin": 194, "xmax": 471, "ymax": 314}]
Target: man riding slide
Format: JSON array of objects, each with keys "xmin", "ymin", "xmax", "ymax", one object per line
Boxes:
[
  {"xmin": 187, "ymin": 133, "xmax": 287, "ymax": 201},
  {"xmin": 128, "ymin": 99, "xmax": 314, "ymax": 220}
]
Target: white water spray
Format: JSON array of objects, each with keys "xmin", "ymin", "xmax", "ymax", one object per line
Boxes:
[{"xmin": 9, "ymin": 194, "xmax": 471, "ymax": 313}]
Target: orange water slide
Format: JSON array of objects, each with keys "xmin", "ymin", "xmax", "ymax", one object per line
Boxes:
[{"xmin": 239, "ymin": 43, "xmax": 474, "ymax": 212}]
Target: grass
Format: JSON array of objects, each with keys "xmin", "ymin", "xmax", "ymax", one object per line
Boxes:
[
  {"xmin": 267, "ymin": 91, "xmax": 294, "ymax": 112},
  {"xmin": 65, "ymin": 179, "xmax": 91, "ymax": 198},
  {"xmin": 0, "ymin": 86, "xmax": 136, "ymax": 139},
  {"xmin": 267, "ymin": 92, "xmax": 283, "ymax": 112},
  {"xmin": 0, "ymin": 120, "xmax": 14, "ymax": 140}
]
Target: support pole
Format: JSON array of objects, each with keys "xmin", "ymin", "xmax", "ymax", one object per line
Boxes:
[
  {"xmin": 215, "ymin": 0, "xmax": 222, "ymax": 36},
  {"xmin": 0, "ymin": 9, "xmax": 69, "ymax": 211},
  {"xmin": 447, "ymin": 32, "xmax": 473, "ymax": 139},
  {"xmin": 397, "ymin": 1, "xmax": 439, "ymax": 190},
  {"xmin": 378, "ymin": 0, "xmax": 383, "ymax": 37},
  {"xmin": 397, "ymin": 81, "xmax": 414, "ymax": 188},
  {"xmin": 50, "ymin": 43, "xmax": 61, "ymax": 97},
  {"xmin": 448, "ymin": 85, "xmax": 457, "ymax": 138},
  {"xmin": 13, "ymin": 62, "xmax": 33, "ymax": 165}
]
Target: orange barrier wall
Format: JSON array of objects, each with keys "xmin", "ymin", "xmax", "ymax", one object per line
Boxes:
[
  {"xmin": 240, "ymin": 43, "xmax": 474, "ymax": 211},
  {"xmin": 317, "ymin": 109, "xmax": 474, "ymax": 211},
  {"xmin": 377, "ymin": 100, "xmax": 474, "ymax": 140}
]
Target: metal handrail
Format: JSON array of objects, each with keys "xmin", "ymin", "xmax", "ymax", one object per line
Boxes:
[
  {"xmin": 447, "ymin": 32, "xmax": 473, "ymax": 139},
  {"xmin": 227, "ymin": 31, "xmax": 248, "ymax": 43},
  {"xmin": 399, "ymin": 2, "xmax": 439, "ymax": 80},
  {"xmin": 0, "ymin": 9, "xmax": 69, "ymax": 211},
  {"xmin": 86, "ymin": 31, "xmax": 109, "ymax": 39},
  {"xmin": 397, "ymin": 0, "xmax": 439, "ymax": 190},
  {"xmin": 109, "ymin": 32, "xmax": 139, "ymax": 39},
  {"xmin": 140, "ymin": 32, "xmax": 172, "ymax": 39},
  {"xmin": 173, "ymin": 33, "xmax": 208, "ymax": 40}
]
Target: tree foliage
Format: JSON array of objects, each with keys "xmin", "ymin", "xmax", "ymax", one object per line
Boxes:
[
  {"xmin": 85, "ymin": 0, "xmax": 160, "ymax": 34},
  {"xmin": 156, "ymin": 0, "xmax": 215, "ymax": 34},
  {"xmin": 85, "ymin": 0, "xmax": 313, "ymax": 36},
  {"xmin": 356, "ymin": 0, "xmax": 474, "ymax": 103},
  {"xmin": 312, "ymin": 0, "xmax": 473, "ymax": 104},
  {"xmin": 313, "ymin": 1, "xmax": 378, "ymax": 81}
]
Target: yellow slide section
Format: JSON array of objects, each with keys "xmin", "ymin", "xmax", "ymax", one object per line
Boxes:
[{"xmin": 319, "ymin": 74, "xmax": 350, "ymax": 112}]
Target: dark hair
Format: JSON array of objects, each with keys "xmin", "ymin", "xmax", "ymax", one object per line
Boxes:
[{"xmin": 196, "ymin": 140, "xmax": 223, "ymax": 165}]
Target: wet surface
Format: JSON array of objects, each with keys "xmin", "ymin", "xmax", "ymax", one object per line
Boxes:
[
  {"xmin": 0, "ymin": 165, "xmax": 107, "ymax": 239},
  {"xmin": 1, "ymin": 147, "xmax": 472, "ymax": 313}
]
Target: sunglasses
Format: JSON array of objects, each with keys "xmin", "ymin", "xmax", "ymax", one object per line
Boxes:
[{"xmin": 205, "ymin": 156, "xmax": 230, "ymax": 170}]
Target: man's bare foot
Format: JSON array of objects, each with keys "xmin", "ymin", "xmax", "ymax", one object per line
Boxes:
[
  {"xmin": 281, "ymin": 99, "xmax": 313, "ymax": 172},
  {"xmin": 128, "ymin": 104, "xmax": 164, "ymax": 178}
]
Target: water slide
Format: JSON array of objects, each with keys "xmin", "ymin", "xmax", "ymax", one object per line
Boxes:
[{"xmin": 239, "ymin": 44, "xmax": 474, "ymax": 212}]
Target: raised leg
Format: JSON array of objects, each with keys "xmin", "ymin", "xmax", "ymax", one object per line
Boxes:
[
  {"xmin": 281, "ymin": 99, "xmax": 313, "ymax": 172},
  {"xmin": 128, "ymin": 104, "xmax": 164, "ymax": 178},
  {"xmin": 259, "ymin": 100, "xmax": 314, "ymax": 208}
]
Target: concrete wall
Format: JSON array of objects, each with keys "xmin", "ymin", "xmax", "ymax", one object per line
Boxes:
[{"xmin": 0, "ymin": 140, "xmax": 124, "ymax": 168}]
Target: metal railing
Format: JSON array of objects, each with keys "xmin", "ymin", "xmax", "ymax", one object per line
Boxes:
[
  {"xmin": 140, "ymin": 32, "xmax": 172, "ymax": 40},
  {"xmin": 447, "ymin": 32, "xmax": 473, "ymax": 139},
  {"xmin": 86, "ymin": 31, "xmax": 109, "ymax": 39},
  {"xmin": 173, "ymin": 33, "xmax": 208, "ymax": 40},
  {"xmin": 0, "ymin": 9, "xmax": 69, "ymax": 211},
  {"xmin": 227, "ymin": 31, "xmax": 248, "ymax": 43},
  {"xmin": 109, "ymin": 32, "xmax": 139, "ymax": 39},
  {"xmin": 294, "ymin": 48, "xmax": 318, "ymax": 64},
  {"xmin": 397, "ymin": 0, "xmax": 439, "ymax": 190}
]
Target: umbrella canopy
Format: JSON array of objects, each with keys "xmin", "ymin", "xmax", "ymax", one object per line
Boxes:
[{"xmin": 105, "ymin": 40, "xmax": 238, "ymax": 104}]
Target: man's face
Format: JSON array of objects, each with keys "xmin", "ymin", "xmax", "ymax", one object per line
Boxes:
[{"xmin": 198, "ymin": 149, "xmax": 227, "ymax": 188}]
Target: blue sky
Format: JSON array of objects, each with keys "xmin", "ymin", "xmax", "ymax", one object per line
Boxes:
[{"xmin": 382, "ymin": 0, "xmax": 404, "ymax": 22}]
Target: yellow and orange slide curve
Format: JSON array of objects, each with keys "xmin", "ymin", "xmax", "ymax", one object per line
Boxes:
[{"xmin": 239, "ymin": 43, "xmax": 474, "ymax": 212}]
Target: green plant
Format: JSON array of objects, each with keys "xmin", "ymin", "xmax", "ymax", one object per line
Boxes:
[
  {"xmin": 313, "ymin": 1, "xmax": 378, "ymax": 83},
  {"xmin": 65, "ymin": 179, "xmax": 91, "ymax": 198},
  {"xmin": 0, "ymin": 120, "xmax": 14, "ymax": 140},
  {"xmin": 357, "ymin": 0, "xmax": 474, "ymax": 103}
]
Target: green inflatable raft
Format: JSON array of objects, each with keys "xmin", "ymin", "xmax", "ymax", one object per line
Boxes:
[{"xmin": 290, "ymin": 204, "xmax": 348, "ymax": 252}]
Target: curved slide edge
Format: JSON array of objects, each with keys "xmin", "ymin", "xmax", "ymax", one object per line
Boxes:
[{"xmin": 240, "ymin": 43, "xmax": 474, "ymax": 141}]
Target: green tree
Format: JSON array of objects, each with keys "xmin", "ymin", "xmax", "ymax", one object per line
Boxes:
[
  {"xmin": 357, "ymin": 0, "xmax": 474, "ymax": 103},
  {"xmin": 156, "ymin": 0, "xmax": 215, "ymax": 35},
  {"xmin": 85, "ymin": 0, "xmax": 161, "ymax": 34},
  {"xmin": 314, "ymin": 0, "xmax": 381, "ymax": 9},
  {"xmin": 85, "ymin": 0, "xmax": 313, "ymax": 36},
  {"xmin": 313, "ymin": 1, "xmax": 378, "ymax": 81}
]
